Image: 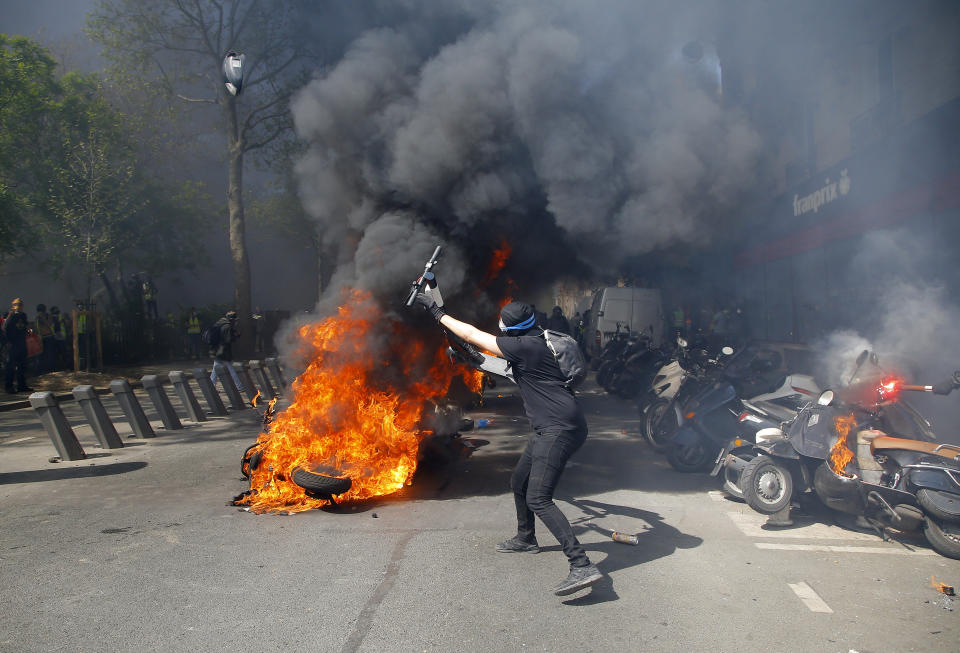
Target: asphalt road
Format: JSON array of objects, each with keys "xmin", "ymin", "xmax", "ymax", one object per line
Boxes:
[{"xmin": 0, "ymin": 376, "xmax": 957, "ymax": 652}]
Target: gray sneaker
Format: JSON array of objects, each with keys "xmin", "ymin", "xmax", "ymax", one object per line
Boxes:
[
  {"xmin": 553, "ymin": 564, "xmax": 603, "ymax": 596},
  {"xmin": 496, "ymin": 536, "xmax": 540, "ymax": 554}
]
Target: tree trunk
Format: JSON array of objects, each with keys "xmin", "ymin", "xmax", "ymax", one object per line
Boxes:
[{"xmin": 226, "ymin": 95, "xmax": 253, "ymax": 357}]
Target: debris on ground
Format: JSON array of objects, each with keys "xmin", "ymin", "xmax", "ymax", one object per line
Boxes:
[{"xmin": 930, "ymin": 575, "xmax": 955, "ymax": 596}]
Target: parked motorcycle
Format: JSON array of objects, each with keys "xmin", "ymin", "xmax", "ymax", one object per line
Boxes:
[
  {"xmin": 594, "ymin": 325, "xmax": 636, "ymax": 382},
  {"xmin": 734, "ymin": 351, "xmax": 960, "ymax": 559},
  {"xmin": 645, "ymin": 347, "xmax": 736, "ymax": 472},
  {"xmin": 642, "ymin": 336, "xmax": 724, "ymax": 452},
  {"xmin": 605, "ymin": 339, "xmax": 674, "ymax": 403}
]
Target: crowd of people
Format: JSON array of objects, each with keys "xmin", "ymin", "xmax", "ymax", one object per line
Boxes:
[
  {"xmin": 1, "ymin": 298, "xmax": 73, "ymax": 394},
  {"xmin": 1, "ymin": 290, "xmax": 273, "ymax": 396}
]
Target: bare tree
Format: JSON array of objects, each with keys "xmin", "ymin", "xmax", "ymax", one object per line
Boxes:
[{"xmin": 88, "ymin": 0, "xmax": 313, "ymax": 352}]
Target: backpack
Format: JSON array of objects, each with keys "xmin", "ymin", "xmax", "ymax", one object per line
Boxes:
[
  {"xmin": 542, "ymin": 329, "xmax": 587, "ymax": 389},
  {"xmin": 201, "ymin": 324, "xmax": 221, "ymax": 349}
]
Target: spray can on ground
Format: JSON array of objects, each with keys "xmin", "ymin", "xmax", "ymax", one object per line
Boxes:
[{"xmin": 611, "ymin": 531, "xmax": 639, "ymax": 545}]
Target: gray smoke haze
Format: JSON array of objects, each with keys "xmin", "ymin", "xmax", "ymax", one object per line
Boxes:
[
  {"xmin": 813, "ymin": 229, "xmax": 960, "ymax": 442},
  {"xmin": 291, "ymin": 0, "xmax": 761, "ymax": 311}
]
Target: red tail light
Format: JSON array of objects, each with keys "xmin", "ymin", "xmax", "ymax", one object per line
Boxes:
[{"xmin": 595, "ymin": 330, "xmax": 601, "ymax": 347}]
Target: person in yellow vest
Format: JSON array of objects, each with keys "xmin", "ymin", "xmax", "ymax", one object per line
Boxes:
[
  {"xmin": 75, "ymin": 302, "xmax": 88, "ymax": 369},
  {"xmin": 4, "ymin": 298, "xmax": 32, "ymax": 393},
  {"xmin": 186, "ymin": 308, "xmax": 203, "ymax": 359},
  {"xmin": 49, "ymin": 306, "xmax": 67, "ymax": 369},
  {"xmin": 672, "ymin": 306, "xmax": 685, "ymax": 338},
  {"xmin": 35, "ymin": 304, "xmax": 56, "ymax": 373},
  {"xmin": 142, "ymin": 278, "xmax": 158, "ymax": 321}
]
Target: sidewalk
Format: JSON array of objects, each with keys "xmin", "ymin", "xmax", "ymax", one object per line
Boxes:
[{"xmin": 0, "ymin": 359, "xmax": 253, "ymax": 410}]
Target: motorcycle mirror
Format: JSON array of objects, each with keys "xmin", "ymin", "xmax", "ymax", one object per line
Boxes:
[
  {"xmin": 222, "ymin": 51, "xmax": 245, "ymax": 96},
  {"xmin": 817, "ymin": 389, "xmax": 835, "ymax": 406},
  {"xmin": 721, "ymin": 346, "xmax": 734, "ymax": 356},
  {"xmin": 849, "ymin": 349, "xmax": 870, "ymax": 385},
  {"xmin": 677, "ymin": 337, "xmax": 688, "ymax": 348}
]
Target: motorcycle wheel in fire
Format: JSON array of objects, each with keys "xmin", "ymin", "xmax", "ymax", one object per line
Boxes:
[
  {"xmin": 644, "ymin": 398, "xmax": 677, "ymax": 452},
  {"xmin": 665, "ymin": 440, "xmax": 713, "ymax": 473},
  {"xmin": 740, "ymin": 454, "xmax": 794, "ymax": 514},
  {"xmin": 923, "ymin": 516, "xmax": 960, "ymax": 560},
  {"xmin": 292, "ymin": 463, "xmax": 353, "ymax": 499},
  {"xmin": 241, "ymin": 442, "xmax": 265, "ymax": 479}
]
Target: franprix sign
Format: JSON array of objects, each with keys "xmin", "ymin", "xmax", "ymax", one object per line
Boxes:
[{"xmin": 792, "ymin": 169, "xmax": 852, "ymax": 217}]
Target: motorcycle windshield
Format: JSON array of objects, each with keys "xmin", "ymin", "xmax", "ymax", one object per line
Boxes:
[{"xmin": 878, "ymin": 400, "xmax": 937, "ymax": 442}]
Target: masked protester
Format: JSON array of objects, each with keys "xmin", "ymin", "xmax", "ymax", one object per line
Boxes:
[{"xmin": 414, "ymin": 287, "xmax": 603, "ymax": 597}]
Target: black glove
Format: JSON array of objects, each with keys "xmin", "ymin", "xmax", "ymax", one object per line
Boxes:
[
  {"xmin": 414, "ymin": 291, "xmax": 446, "ymax": 322},
  {"xmin": 932, "ymin": 378, "xmax": 956, "ymax": 395}
]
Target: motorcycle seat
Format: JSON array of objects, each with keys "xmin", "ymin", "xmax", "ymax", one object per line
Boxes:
[{"xmin": 870, "ymin": 436, "xmax": 960, "ymax": 461}]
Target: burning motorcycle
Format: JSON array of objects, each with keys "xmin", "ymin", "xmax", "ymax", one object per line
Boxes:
[{"xmin": 735, "ymin": 351, "xmax": 960, "ymax": 559}]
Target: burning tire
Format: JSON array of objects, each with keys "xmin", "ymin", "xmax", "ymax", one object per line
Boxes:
[
  {"xmin": 643, "ymin": 399, "xmax": 675, "ymax": 452},
  {"xmin": 291, "ymin": 464, "xmax": 352, "ymax": 496},
  {"xmin": 241, "ymin": 443, "xmax": 263, "ymax": 479},
  {"xmin": 923, "ymin": 516, "xmax": 960, "ymax": 560},
  {"xmin": 741, "ymin": 455, "xmax": 793, "ymax": 514}
]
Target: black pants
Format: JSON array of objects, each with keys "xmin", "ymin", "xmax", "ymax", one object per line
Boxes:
[
  {"xmin": 511, "ymin": 426, "xmax": 589, "ymax": 567},
  {"xmin": 5, "ymin": 346, "xmax": 27, "ymax": 391}
]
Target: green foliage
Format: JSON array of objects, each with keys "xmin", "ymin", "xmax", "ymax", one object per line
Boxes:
[
  {"xmin": 0, "ymin": 34, "xmax": 62, "ymax": 256},
  {"xmin": 0, "ymin": 33, "xmax": 214, "ymax": 289}
]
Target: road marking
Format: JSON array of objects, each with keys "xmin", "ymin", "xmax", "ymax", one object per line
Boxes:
[
  {"xmin": 788, "ymin": 581, "xmax": 833, "ymax": 613},
  {"xmin": 1, "ymin": 437, "xmax": 34, "ymax": 445},
  {"xmin": 727, "ymin": 511, "xmax": 885, "ymax": 541},
  {"xmin": 756, "ymin": 543, "xmax": 936, "ymax": 556}
]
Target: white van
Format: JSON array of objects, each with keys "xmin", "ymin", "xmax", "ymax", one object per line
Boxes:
[{"xmin": 585, "ymin": 287, "xmax": 664, "ymax": 359}]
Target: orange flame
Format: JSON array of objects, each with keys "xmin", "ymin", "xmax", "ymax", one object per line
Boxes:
[
  {"xmin": 829, "ymin": 413, "xmax": 858, "ymax": 478},
  {"xmin": 478, "ymin": 237, "xmax": 518, "ymax": 306},
  {"xmin": 235, "ymin": 289, "xmax": 482, "ymax": 514},
  {"xmin": 931, "ymin": 575, "xmax": 956, "ymax": 596},
  {"xmin": 250, "ymin": 389, "xmax": 262, "ymax": 408},
  {"xmin": 482, "ymin": 238, "xmax": 511, "ymax": 286}
]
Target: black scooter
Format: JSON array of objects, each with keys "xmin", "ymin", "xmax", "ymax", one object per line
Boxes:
[{"xmin": 735, "ymin": 353, "xmax": 960, "ymax": 559}]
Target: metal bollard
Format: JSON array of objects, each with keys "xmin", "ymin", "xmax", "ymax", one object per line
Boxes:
[
  {"xmin": 169, "ymin": 371, "xmax": 206, "ymax": 423},
  {"xmin": 214, "ymin": 364, "xmax": 246, "ymax": 410},
  {"xmin": 29, "ymin": 392, "xmax": 86, "ymax": 461},
  {"xmin": 141, "ymin": 375, "xmax": 183, "ymax": 430},
  {"xmin": 248, "ymin": 360, "xmax": 276, "ymax": 399},
  {"xmin": 265, "ymin": 357, "xmax": 287, "ymax": 389},
  {"xmin": 72, "ymin": 385, "xmax": 124, "ymax": 449},
  {"xmin": 237, "ymin": 361, "xmax": 259, "ymax": 403},
  {"xmin": 109, "ymin": 379, "xmax": 156, "ymax": 438},
  {"xmin": 193, "ymin": 368, "xmax": 228, "ymax": 416}
]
